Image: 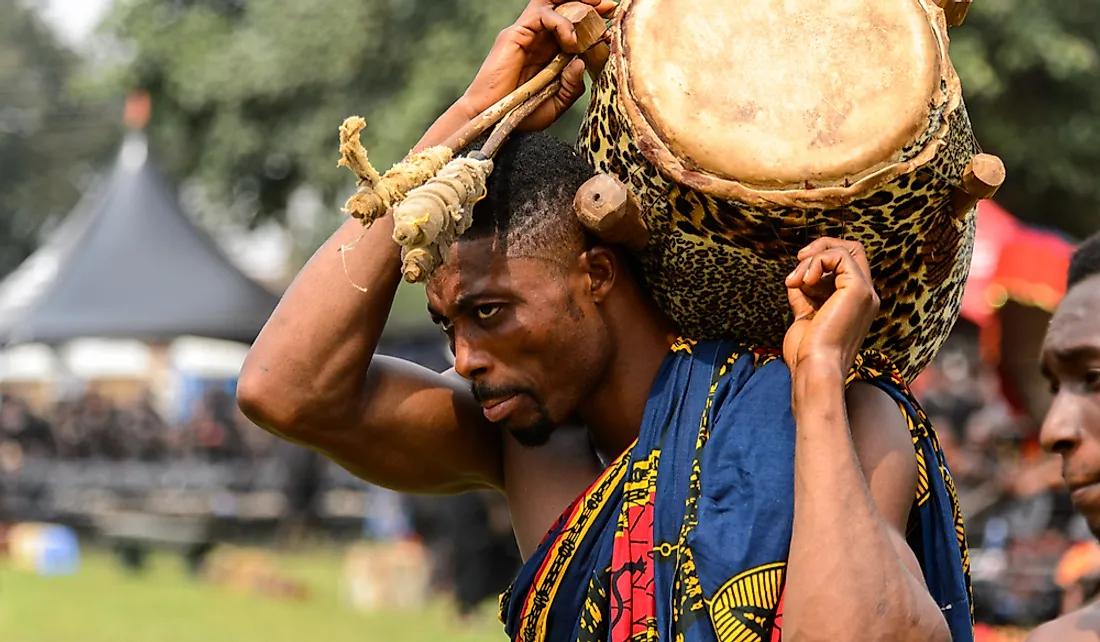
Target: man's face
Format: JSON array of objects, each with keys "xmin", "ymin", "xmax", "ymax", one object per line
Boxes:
[
  {"xmin": 426, "ymin": 236, "xmax": 612, "ymax": 447},
  {"xmin": 1041, "ymin": 275, "xmax": 1100, "ymax": 537}
]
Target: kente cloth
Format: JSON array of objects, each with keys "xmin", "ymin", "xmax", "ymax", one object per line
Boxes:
[{"xmin": 500, "ymin": 339, "xmax": 973, "ymax": 642}]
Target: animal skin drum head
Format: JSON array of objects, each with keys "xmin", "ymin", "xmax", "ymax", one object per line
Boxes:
[{"xmin": 625, "ymin": 0, "xmax": 940, "ymax": 189}]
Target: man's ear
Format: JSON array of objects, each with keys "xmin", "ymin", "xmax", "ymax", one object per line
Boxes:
[{"xmin": 580, "ymin": 246, "xmax": 617, "ymax": 303}]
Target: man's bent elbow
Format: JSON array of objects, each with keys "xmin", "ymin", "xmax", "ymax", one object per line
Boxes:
[{"xmin": 236, "ymin": 366, "xmax": 312, "ymax": 438}]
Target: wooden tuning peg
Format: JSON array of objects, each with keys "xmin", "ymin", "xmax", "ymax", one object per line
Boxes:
[
  {"xmin": 953, "ymin": 153, "xmax": 1006, "ymax": 215},
  {"xmin": 574, "ymin": 174, "xmax": 650, "ymax": 251}
]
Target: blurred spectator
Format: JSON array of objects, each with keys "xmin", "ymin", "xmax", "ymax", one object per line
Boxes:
[
  {"xmin": 187, "ymin": 389, "xmax": 245, "ymax": 461},
  {"xmin": 1053, "ymin": 541, "xmax": 1100, "ymax": 615},
  {"xmin": 15, "ymin": 386, "xmax": 270, "ymax": 465},
  {"xmin": 0, "ymin": 395, "xmax": 56, "ymax": 460},
  {"xmin": 409, "ymin": 491, "xmax": 520, "ymax": 621},
  {"xmin": 276, "ymin": 441, "xmax": 323, "ymax": 546},
  {"xmin": 124, "ymin": 391, "xmax": 170, "ymax": 461},
  {"xmin": 917, "ymin": 341, "xmax": 1073, "ymax": 629}
]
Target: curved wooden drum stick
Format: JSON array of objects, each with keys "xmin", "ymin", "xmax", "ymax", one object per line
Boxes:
[{"xmin": 574, "ymin": 174, "xmax": 651, "ymax": 251}]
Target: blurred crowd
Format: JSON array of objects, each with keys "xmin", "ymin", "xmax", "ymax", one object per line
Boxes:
[
  {"xmin": 0, "ymin": 380, "xmax": 521, "ymax": 620},
  {"xmin": 0, "ymin": 388, "xmax": 276, "ymax": 467}
]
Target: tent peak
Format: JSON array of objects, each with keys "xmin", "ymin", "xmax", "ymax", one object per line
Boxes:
[{"xmin": 0, "ymin": 132, "xmax": 279, "ymax": 346}]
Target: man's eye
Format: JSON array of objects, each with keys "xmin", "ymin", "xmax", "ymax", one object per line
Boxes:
[
  {"xmin": 1086, "ymin": 369, "xmax": 1100, "ymax": 391},
  {"xmin": 476, "ymin": 304, "xmax": 501, "ymax": 321}
]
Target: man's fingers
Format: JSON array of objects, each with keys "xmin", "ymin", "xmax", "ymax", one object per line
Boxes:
[
  {"xmin": 514, "ymin": 1, "xmax": 614, "ymax": 58},
  {"xmin": 805, "ymin": 254, "xmax": 829, "ymax": 287},
  {"xmin": 534, "ymin": 5, "xmax": 579, "ymax": 49},
  {"xmin": 797, "ymin": 238, "xmax": 873, "ymax": 281},
  {"xmin": 796, "ymin": 237, "xmax": 866, "ymax": 264},
  {"xmin": 801, "ymin": 271, "xmax": 838, "ymax": 303},
  {"xmin": 786, "ymin": 257, "xmax": 811, "ymax": 288},
  {"xmin": 789, "ymin": 247, "xmax": 861, "ymax": 288},
  {"xmin": 549, "ymin": 0, "xmax": 610, "ymax": 8},
  {"xmin": 595, "ymin": 1, "xmax": 619, "ymax": 17},
  {"xmin": 517, "ymin": 59, "xmax": 587, "ymax": 132},
  {"xmin": 796, "ymin": 237, "xmax": 863, "ymax": 259},
  {"xmin": 512, "ymin": 3, "xmax": 578, "ymax": 49},
  {"xmin": 787, "ymin": 287, "xmax": 816, "ymax": 322},
  {"xmin": 805, "ymin": 248, "xmax": 880, "ymax": 311},
  {"xmin": 558, "ymin": 58, "xmax": 588, "ymax": 103}
]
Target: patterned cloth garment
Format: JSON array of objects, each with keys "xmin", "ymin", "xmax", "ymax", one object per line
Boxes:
[{"xmin": 500, "ymin": 339, "xmax": 973, "ymax": 642}]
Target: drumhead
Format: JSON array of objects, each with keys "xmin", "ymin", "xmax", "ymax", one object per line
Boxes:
[{"xmin": 621, "ymin": 0, "xmax": 944, "ymax": 190}]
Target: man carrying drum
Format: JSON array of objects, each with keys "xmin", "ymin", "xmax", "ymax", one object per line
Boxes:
[{"xmin": 238, "ymin": 1, "xmax": 972, "ymax": 640}]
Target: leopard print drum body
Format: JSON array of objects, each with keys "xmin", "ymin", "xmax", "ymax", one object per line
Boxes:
[{"xmin": 578, "ymin": 0, "xmax": 982, "ymax": 380}]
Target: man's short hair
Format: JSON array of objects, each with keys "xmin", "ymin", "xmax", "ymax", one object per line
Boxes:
[
  {"xmin": 464, "ymin": 131, "xmax": 596, "ymax": 261},
  {"xmin": 1068, "ymin": 230, "xmax": 1100, "ymax": 289}
]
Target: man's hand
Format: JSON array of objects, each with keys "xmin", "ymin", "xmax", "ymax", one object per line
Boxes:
[
  {"xmin": 458, "ymin": 0, "xmax": 617, "ymax": 132},
  {"xmin": 782, "ymin": 238, "xmax": 880, "ymax": 378}
]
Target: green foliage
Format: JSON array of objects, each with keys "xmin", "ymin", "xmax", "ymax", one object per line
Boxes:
[
  {"xmin": 96, "ymin": 0, "xmax": 585, "ymax": 237},
  {"xmin": 0, "ymin": 0, "xmax": 118, "ymax": 276},
  {"xmin": 951, "ymin": 0, "xmax": 1100, "ymax": 238}
]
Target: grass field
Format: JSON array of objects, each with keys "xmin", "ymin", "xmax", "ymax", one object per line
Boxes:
[{"xmin": 0, "ymin": 547, "xmax": 505, "ymax": 642}]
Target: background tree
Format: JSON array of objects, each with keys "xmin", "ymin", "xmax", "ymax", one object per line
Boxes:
[
  {"xmin": 0, "ymin": 0, "xmax": 117, "ymax": 276},
  {"xmin": 952, "ymin": 0, "xmax": 1100, "ymax": 238}
]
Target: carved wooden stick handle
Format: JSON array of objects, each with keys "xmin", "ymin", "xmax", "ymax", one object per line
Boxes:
[
  {"xmin": 555, "ymin": 2, "xmax": 611, "ymax": 79},
  {"xmin": 574, "ymin": 174, "xmax": 650, "ymax": 251},
  {"xmin": 953, "ymin": 153, "xmax": 1006, "ymax": 215}
]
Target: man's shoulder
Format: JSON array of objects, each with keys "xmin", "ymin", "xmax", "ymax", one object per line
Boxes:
[{"xmin": 1027, "ymin": 605, "xmax": 1100, "ymax": 641}]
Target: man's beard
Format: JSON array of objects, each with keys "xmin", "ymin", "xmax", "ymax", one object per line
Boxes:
[
  {"xmin": 508, "ymin": 408, "xmax": 556, "ymax": 448},
  {"xmin": 472, "ymin": 381, "xmax": 556, "ymax": 448}
]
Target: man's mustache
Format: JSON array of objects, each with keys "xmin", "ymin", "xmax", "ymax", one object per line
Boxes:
[{"xmin": 471, "ymin": 381, "xmax": 531, "ymax": 404}]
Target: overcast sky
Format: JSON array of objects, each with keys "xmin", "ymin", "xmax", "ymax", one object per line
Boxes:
[{"xmin": 37, "ymin": 0, "xmax": 111, "ymax": 46}]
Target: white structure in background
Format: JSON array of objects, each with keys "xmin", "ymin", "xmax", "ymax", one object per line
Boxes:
[{"xmin": 0, "ymin": 336, "xmax": 250, "ymax": 420}]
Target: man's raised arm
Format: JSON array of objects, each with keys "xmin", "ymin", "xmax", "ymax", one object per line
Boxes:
[
  {"xmin": 236, "ymin": 0, "xmax": 604, "ymax": 495},
  {"xmin": 781, "ymin": 238, "xmax": 952, "ymax": 642},
  {"xmin": 236, "ymin": 98, "xmax": 506, "ymax": 494}
]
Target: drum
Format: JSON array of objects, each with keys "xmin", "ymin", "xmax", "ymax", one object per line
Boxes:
[{"xmin": 578, "ymin": 0, "xmax": 999, "ymax": 380}]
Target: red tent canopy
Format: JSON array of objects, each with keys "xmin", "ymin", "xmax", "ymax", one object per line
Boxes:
[
  {"xmin": 958, "ymin": 200, "xmax": 1076, "ymax": 422},
  {"xmin": 961, "ymin": 200, "xmax": 1074, "ymax": 328}
]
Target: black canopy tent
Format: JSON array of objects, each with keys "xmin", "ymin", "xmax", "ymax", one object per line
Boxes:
[{"xmin": 0, "ymin": 134, "xmax": 279, "ymax": 347}]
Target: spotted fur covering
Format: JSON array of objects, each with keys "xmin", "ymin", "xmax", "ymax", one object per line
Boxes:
[{"xmin": 578, "ymin": 53, "xmax": 979, "ymax": 381}]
